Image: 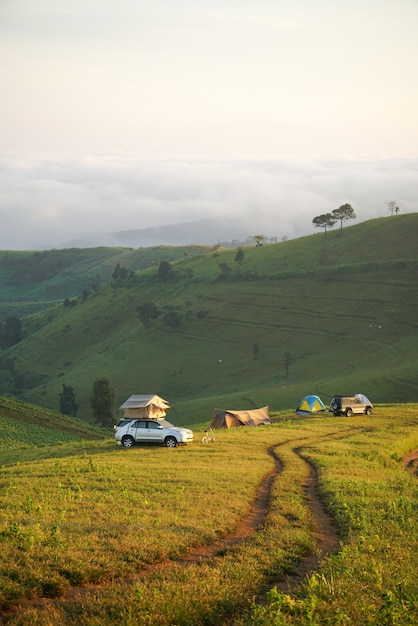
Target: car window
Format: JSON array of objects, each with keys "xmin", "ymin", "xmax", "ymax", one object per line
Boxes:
[
  {"xmin": 147, "ymin": 421, "xmax": 160, "ymax": 429},
  {"xmin": 134, "ymin": 421, "xmax": 147, "ymax": 429},
  {"xmin": 117, "ymin": 419, "xmax": 132, "ymax": 427}
]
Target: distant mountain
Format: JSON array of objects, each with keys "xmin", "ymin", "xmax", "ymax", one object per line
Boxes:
[{"xmin": 61, "ymin": 219, "xmax": 259, "ymax": 249}]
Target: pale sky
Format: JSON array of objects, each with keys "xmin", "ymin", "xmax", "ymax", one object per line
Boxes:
[{"xmin": 1, "ymin": 0, "xmax": 417, "ymax": 249}]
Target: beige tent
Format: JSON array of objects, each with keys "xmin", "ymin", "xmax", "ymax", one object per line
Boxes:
[
  {"xmin": 210, "ymin": 405, "xmax": 271, "ymax": 429},
  {"xmin": 119, "ymin": 394, "xmax": 170, "ymax": 419}
]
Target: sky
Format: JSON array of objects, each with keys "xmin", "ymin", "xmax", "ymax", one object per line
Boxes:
[{"xmin": 1, "ymin": 0, "xmax": 417, "ymax": 249}]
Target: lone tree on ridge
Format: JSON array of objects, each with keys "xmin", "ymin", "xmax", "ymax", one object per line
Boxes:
[{"xmin": 252, "ymin": 234, "xmax": 267, "ymax": 247}]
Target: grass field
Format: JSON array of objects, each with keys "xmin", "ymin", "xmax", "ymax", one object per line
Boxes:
[{"xmin": 1, "ymin": 403, "xmax": 417, "ymax": 625}]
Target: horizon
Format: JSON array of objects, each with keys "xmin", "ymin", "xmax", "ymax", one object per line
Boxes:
[{"xmin": 1, "ymin": 1, "xmax": 417, "ymax": 249}]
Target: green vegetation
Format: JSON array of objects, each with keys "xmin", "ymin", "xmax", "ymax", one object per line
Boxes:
[
  {"xmin": 0, "ymin": 395, "xmax": 106, "ymax": 460},
  {"xmin": 1, "ymin": 216, "xmax": 416, "ymax": 623},
  {"xmin": 0, "ymin": 403, "xmax": 416, "ymax": 624},
  {"xmin": 0, "ymin": 244, "xmax": 213, "ymax": 309},
  {"xmin": 90, "ymin": 376, "xmax": 117, "ymax": 427},
  {"xmin": 0, "ymin": 215, "xmax": 416, "ymax": 424}
]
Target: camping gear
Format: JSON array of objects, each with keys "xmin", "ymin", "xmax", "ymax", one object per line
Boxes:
[
  {"xmin": 119, "ymin": 394, "xmax": 170, "ymax": 419},
  {"xmin": 210, "ymin": 405, "xmax": 271, "ymax": 428},
  {"xmin": 296, "ymin": 394, "xmax": 326, "ymax": 415}
]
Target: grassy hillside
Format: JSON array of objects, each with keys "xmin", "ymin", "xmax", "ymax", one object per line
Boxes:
[
  {"xmin": 0, "ymin": 394, "xmax": 106, "ymax": 462},
  {"xmin": 0, "ymin": 244, "xmax": 213, "ymax": 316},
  {"xmin": 1, "ymin": 215, "xmax": 417, "ymax": 425}
]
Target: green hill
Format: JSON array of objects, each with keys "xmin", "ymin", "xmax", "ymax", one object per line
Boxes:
[
  {"xmin": 0, "ymin": 394, "xmax": 106, "ymax": 454},
  {"xmin": 0, "ymin": 244, "xmax": 214, "ymax": 317},
  {"xmin": 1, "ymin": 215, "xmax": 417, "ymax": 425}
]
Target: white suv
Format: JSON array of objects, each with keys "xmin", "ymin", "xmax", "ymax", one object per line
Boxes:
[{"xmin": 114, "ymin": 418, "xmax": 194, "ymax": 448}]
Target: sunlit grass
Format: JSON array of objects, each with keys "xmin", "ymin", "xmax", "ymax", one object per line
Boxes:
[
  {"xmin": 1, "ymin": 406, "xmax": 417, "ymax": 624},
  {"xmin": 243, "ymin": 406, "xmax": 418, "ymax": 626}
]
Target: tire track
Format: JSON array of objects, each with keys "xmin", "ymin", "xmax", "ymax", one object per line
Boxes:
[{"xmin": 0, "ymin": 439, "xmax": 341, "ymax": 622}]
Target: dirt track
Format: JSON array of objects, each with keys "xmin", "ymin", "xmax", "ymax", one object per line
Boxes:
[
  {"xmin": 2, "ymin": 443, "xmax": 416, "ymax": 622},
  {"xmin": 177, "ymin": 443, "xmax": 340, "ymax": 585},
  {"xmin": 0, "ymin": 441, "xmax": 340, "ymax": 623}
]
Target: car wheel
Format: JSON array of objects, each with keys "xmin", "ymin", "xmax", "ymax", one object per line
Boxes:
[
  {"xmin": 165, "ymin": 436, "xmax": 178, "ymax": 448},
  {"xmin": 345, "ymin": 408, "xmax": 353, "ymax": 417},
  {"xmin": 365, "ymin": 407, "xmax": 372, "ymax": 415},
  {"xmin": 122, "ymin": 436, "xmax": 135, "ymax": 448}
]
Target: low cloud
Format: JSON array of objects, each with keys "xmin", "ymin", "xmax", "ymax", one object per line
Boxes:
[{"xmin": 0, "ymin": 153, "xmax": 417, "ymax": 249}]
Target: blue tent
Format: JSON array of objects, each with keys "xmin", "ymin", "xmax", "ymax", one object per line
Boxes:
[{"xmin": 296, "ymin": 394, "xmax": 326, "ymax": 415}]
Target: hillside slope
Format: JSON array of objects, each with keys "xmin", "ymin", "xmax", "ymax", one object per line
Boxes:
[
  {"xmin": 0, "ymin": 394, "xmax": 106, "ymax": 453},
  {"xmin": 1, "ymin": 215, "xmax": 417, "ymax": 425},
  {"xmin": 0, "ymin": 244, "xmax": 213, "ymax": 316}
]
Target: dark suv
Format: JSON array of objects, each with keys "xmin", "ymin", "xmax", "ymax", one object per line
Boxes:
[{"xmin": 329, "ymin": 394, "xmax": 373, "ymax": 417}]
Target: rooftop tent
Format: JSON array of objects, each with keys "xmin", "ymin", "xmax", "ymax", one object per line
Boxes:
[
  {"xmin": 210, "ymin": 405, "xmax": 271, "ymax": 429},
  {"xmin": 355, "ymin": 393, "xmax": 372, "ymax": 405},
  {"xmin": 119, "ymin": 394, "xmax": 170, "ymax": 419},
  {"xmin": 296, "ymin": 394, "xmax": 326, "ymax": 415}
]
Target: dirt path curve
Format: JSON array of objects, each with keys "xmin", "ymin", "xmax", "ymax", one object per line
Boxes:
[
  {"xmin": 271, "ymin": 447, "xmax": 340, "ymax": 593},
  {"xmin": 0, "ymin": 443, "xmax": 341, "ymax": 623},
  {"xmin": 177, "ymin": 445, "xmax": 282, "ymax": 563},
  {"xmin": 2, "ymin": 439, "xmax": 416, "ymax": 624},
  {"xmin": 403, "ymin": 448, "xmax": 418, "ymax": 474}
]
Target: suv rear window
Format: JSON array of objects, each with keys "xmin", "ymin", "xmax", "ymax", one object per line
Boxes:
[{"xmin": 117, "ymin": 419, "xmax": 133, "ymax": 427}]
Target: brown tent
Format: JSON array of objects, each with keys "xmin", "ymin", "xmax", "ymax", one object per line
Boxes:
[{"xmin": 210, "ymin": 405, "xmax": 271, "ymax": 429}]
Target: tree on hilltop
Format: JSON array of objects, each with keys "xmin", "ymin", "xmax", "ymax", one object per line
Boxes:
[
  {"xmin": 253, "ymin": 235, "xmax": 267, "ymax": 247},
  {"xmin": 312, "ymin": 213, "xmax": 337, "ymax": 241},
  {"xmin": 332, "ymin": 203, "xmax": 356, "ymax": 232},
  {"xmin": 387, "ymin": 201, "xmax": 400, "ymax": 216}
]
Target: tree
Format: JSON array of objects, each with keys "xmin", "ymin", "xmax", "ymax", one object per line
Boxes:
[
  {"xmin": 136, "ymin": 302, "xmax": 161, "ymax": 332},
  {"xmin": 162, "ymin": 310, "xmax": 182, "ymax": 331},
  {"xmin": 234, "ymin": 247, "xmax": 245, "ymax": 265},
  {"xmin": 59, "ymin": 384, "xmax": 79, "ymax": 416},
  {"xmin": 90, "ymin": 376, "xmax": 116, "ymax": 427},
  {"xmin": 332, "ymin": 203, "xmax": 356, "ymax": 232},
  {"xmin": 112, "ymin": 262, "xmax": 129, "ymax": 280},
  {"xmin": 284, "ymin": 351, "xmax": 294, "ymax": 378},
  {"xmin": 312, "ymin": 213, "xmax": 337, "ymax": 241},
  {"xmin": 1, "ymin": 316, "xmax": 22, "ymax": 349},
  {"xmin": 217, "ymin": 262, "xmax": 231, "ymax": 280},
  {"xmin": 387, "ymin": 200, "xmax": 399, "ymax": 216},
  {"xmin": 252, "ymin": 234, "xmax": 267, "ymax": 247},
  {"xmin": 158, "ymin": 260, "xmax": 172, "ymax": 282}
]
